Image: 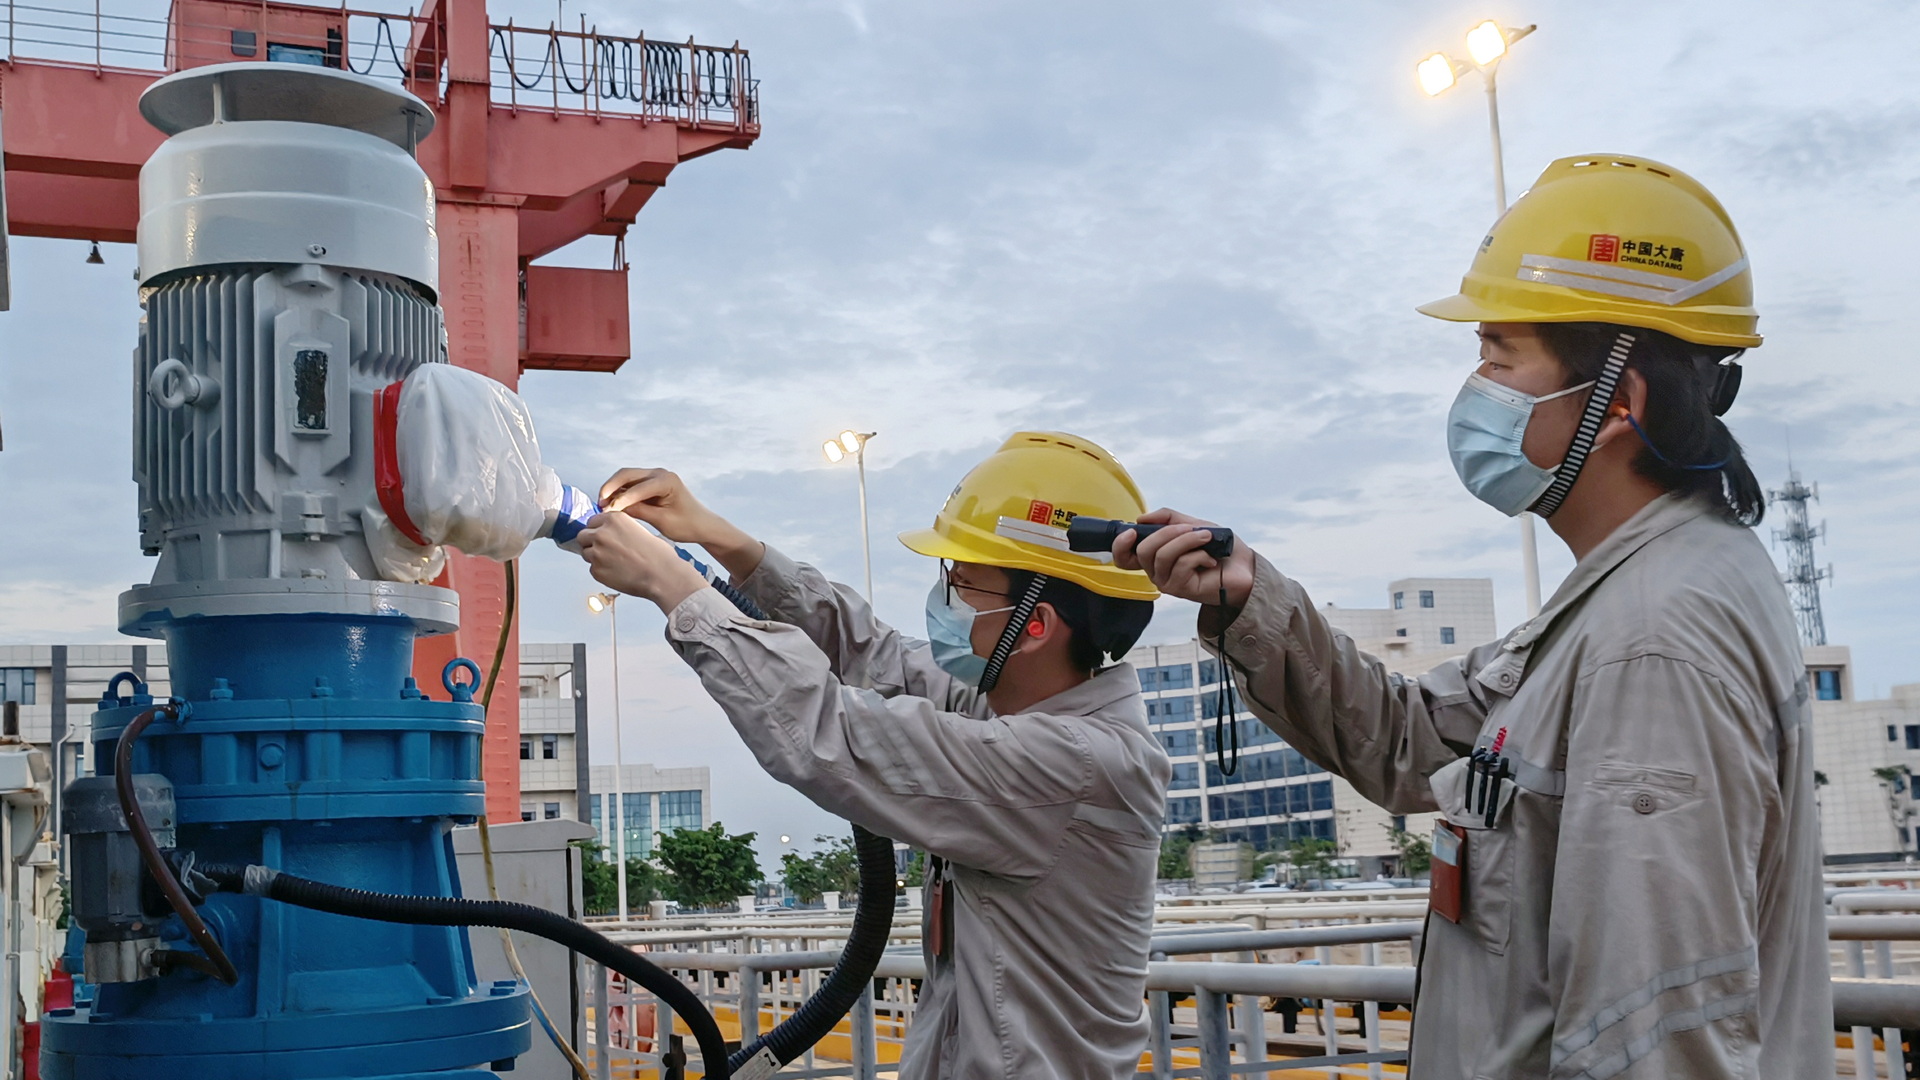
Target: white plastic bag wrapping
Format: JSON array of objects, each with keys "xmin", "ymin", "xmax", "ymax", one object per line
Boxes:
[
  {"xmin": 364, "ymin": 363, "xmax": 564, "ymax": 578},
  {"xmin": 362, "ymin": 502, "xmax": 448, "ymax": 584}
]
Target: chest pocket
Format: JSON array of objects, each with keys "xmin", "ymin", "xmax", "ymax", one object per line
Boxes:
[{"xmin": 1430, "ymin": 755, "xmax": 1519, "ymax": 955}]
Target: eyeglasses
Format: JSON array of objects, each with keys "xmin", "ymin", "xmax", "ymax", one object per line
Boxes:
[{"xmin": 942, "ymin": 561, "xmax": 1014, "ymax": 612}]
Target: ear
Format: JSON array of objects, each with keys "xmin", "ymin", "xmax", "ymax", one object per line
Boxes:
[
  {"xmin": 1014, "ymin": 602, "xmax": 1060, "ymax": 655},
  {"xmin": 1595, "ymin": 366, "xmax": 1648, "ymax": 450}
]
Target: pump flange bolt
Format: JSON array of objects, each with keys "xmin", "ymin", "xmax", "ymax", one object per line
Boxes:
[{"xmin": 307, "ymin": 244, "xmax": 326, "ymax": 257}]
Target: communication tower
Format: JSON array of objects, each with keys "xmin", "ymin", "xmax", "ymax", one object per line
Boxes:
[{"xmin": 1768, "ymin": 470, "xmax": 1833, "ymax": 647}]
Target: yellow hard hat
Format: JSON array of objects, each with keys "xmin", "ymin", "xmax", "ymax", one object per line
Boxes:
[
  {"xmin": 1419, "ymin": 154, "xmax": 1760, "ymax": 348},
  {"xmin": 899, "ymin": 431, "xmax": 1158, "ymax": 601}
]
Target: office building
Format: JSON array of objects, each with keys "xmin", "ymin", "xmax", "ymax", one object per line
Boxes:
[
  {"xmin": 1803, "ymin": 644, "xmax": 1920, "ymax": 864},
  {"xmin": 518, "ymin": 643, "xmax": 591, "ymax": 824},
  {"xmin": 1129, "ymin": 577, "xmax": 1497, "ymax": 873},
  {"xmin": 587, "ymin": 764, "xmax": 712, "ymax": 862}
]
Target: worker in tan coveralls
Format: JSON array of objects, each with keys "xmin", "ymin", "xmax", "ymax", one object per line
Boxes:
[
  {"xmin": 1118, "ymin": 155, "xmax": 1831, "ymax": 1078},
  {"xmin": 577, "ymin": 432, "xmax": 1171, "ymax": 1078}
]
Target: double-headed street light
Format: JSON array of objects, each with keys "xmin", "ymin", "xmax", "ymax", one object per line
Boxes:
[
  {"xmin": 587, "ymin": 590, "xmax": 629, "ymax": 924},
  {"xmin": 823, "ymin": 430, "xmax": 878, "ymax": 602},
  {"xmin": 1418, "ymin": 19, "xmax": 1544, "ymax": 617}
]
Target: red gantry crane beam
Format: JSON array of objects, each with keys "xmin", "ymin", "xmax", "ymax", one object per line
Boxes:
[{"xmin": 1, "ymin": 0, "xmax": 760, "ymax": 821}]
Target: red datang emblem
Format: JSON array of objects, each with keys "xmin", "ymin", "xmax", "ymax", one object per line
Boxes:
[
  {"xmin": 1587, "ymin": 234, "xmax": 1620, "ymax": 263},
  {"xmin": 1027, "ymin": 500, "xmax": 1054, "ymax": 525}
]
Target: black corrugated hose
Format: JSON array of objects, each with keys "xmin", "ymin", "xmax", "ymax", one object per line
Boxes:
[
  {"xmin": 194, "ymin": 862, "xmax": 733, "ymax": 1078},
  {"xmin": 727, "ymin": 823, "xmax": 896, "ymax": 1077},
  {"xmin": 675, "ymin": 551, "xmax": 904, "ymax": 1078}
]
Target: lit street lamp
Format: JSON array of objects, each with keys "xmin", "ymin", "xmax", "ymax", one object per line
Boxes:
[
  {"xmin": 1418, "ymin": 19, "xmax": 1543, "ymax": 617},
  {"xmin": 822, "ymin": 430, "xmax": 878, "ymax": 602},
  {"xmin": 587, "ymin": 590, "xmax": 630, "ymax": 924}
]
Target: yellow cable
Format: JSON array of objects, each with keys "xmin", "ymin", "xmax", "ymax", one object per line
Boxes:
[{"xmin": 480, "ymin": 560, "xmax": 595, "ymax": 1080}]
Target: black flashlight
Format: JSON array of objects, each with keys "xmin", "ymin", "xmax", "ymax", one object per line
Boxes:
[{"xmin": 1065, "ymin": 517, "xmax": 1235, "ymax": 559}]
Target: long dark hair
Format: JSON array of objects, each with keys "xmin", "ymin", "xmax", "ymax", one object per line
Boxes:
[{"xmin": 1537, "ymin": 322, "xmax": 1766, "ymax": 527}]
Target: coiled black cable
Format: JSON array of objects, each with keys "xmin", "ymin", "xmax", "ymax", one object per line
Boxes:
[{"xmin": 195, "ymin": 863, "xmax": 731, "ymax": 1079}]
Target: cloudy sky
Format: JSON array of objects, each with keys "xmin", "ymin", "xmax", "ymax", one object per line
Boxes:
[{"xmin": 3, "ymin": 0, "xmax": 1916, "ymax": 862}]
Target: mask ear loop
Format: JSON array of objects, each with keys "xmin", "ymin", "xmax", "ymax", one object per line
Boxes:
[
  {"xmin": 978, "ymin": 574, "xmax": 1050, "ymax": 695},
  {"xmin": 1214, "ymin": 583, "xmax": 1239, "ymax": 777},
  {"xmin": 1530, "ymin": 331, "xmax": 1634, "ymax": 519}
]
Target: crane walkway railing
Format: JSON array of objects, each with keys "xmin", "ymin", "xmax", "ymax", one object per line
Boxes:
[{"xmin": 2, "ymin": 1, "xmax": 757, "ymax": 133}]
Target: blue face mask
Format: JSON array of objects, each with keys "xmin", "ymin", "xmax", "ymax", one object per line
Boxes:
[
  {"xmin": 1446, "ymin": 373, "xmax": 1595, "ymax": 517},
  {"xmin": 925, "ymin": 579, "xmax": 1013, "ymax": 687}
]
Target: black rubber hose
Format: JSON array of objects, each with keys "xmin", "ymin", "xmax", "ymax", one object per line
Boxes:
[
  {"xmin": 727, "ymin": 824, "xmax": 897, "ymax": 1075},
  {"xmin": 667, "ymin": 553, "xmax": 902, "ymax": 1076},
  {"xmin": 197, "ymin": 864, "xmax": 730, "ymax": 1080}
]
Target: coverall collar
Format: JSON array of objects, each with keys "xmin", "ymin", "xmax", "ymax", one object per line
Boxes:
[
  {"xmin": 1003, "ymin": 663, "xmax": 1146, "ymax": 732},
  {"xmin": 1508, "ymin": 493, "xmax": 1716, "ymax": 654}
]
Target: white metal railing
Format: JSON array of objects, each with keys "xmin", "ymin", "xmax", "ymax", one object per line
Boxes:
[{"xmin": 575, "ymin": 905, "xmax": 1920, "ymax": 1080}]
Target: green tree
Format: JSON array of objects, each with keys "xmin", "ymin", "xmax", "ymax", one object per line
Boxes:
[
  {"xmin": 1385, "ymin": 825, "xmax": 1432, "ymax": 876},
  {"xmin": 902, "ymin": 850, "xmax": 927, "ymax": 890},
  {"xmin": 576, "ymin": 840, "xmax": 619, "ymax": 915},
  {"xmin": 1284, "ymin": 837, "xmax": 1338, "ymax": 883},
  {"xmin": 781, "ymin": 834, "xmax": 861, "ymax": 903},
  {"xmin": 1158, "ymin": 825, "xmax": 1202, "ymax": 880},
  {"xmin": 626, "ymin": 857, "xmax": 669, "ymax": 905},
  {"xmin": 656, "ymin": 822, "xmax": 764, "ymax": 909}
]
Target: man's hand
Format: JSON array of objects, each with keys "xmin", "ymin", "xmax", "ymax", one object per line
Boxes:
[
  {"xmin": 600, "ymin": 468, "xmax": 723, "ymax": 543},
  {"xmin": 599, "ymin": 467, "xmax": 765, "ymax": 581},
  {"xmin": 1112, "ymin": 508, "xmax": 1256, "ymax": 611},
  {"xmin": 576, "ymin": 512, "xmax": 709, "ymax": 614}
]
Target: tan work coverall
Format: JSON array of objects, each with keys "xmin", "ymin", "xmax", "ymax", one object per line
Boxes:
[
  {"xmin": 1208, "ymin": 494, "xmax": 1830, "ymax": 1078},
  {"xmin": 665, "ymin": 547, "xmax": 1171, "ymax": 1079}
]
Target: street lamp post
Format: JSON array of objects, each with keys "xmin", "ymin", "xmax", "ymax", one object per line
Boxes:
[
  {"xmin": 1419, "ymin": 20, "xmax": 1543, "ymax": 618},
  {"xmin": 822, "ymin": 430, "xmax": 878, "ymax": 602},
  {"xmin": 587, "ymin": 591, "xmax": 628, "ymax": 924}
]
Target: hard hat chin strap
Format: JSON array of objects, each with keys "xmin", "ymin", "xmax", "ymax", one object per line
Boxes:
[
  {"xmin": 1529, "ymin": 331, "xmax": 1634, "ymax": 519},
  {"xmin": 977, "ymin": 573, "xmax": 1050, "ymax": 695}
]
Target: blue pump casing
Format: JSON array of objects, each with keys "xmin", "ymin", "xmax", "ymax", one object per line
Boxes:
[{"xmin": 42, "ymin": 615, "xmax": 532, "ymax": 1079}]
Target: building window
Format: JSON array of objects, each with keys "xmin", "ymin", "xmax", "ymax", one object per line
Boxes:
[
  {"xmin": 519, "ymin": 738, "xmax": 533, "ymax": 760},
  {"xmin": 1198, "ymin": 659, "xmax": 1221, "ymax": 686},
  {"xmin": 541, "ymin": 734, "xmax": 558, "ymax": 760},
  {"xmin": 543, "ymin": 802, "xmax": 561, "ymax": 820},
  {"xmin": 623, "ymin": 792, "xmax": 653, "ymax": 858},
  {"xmin": 1159, "ymin": 729, "xmax": 1197, "ymax": 757},
  {"xmin": 1814, "ymin": 669, "xmax": 1842, "ymax": 701},
  {"xmin": 1138, "ymin": 664, "xmax": 1194, "ymax": 692},
  {"xmin": 0, "ymin": 669, "xmax": 35, "ymax": 706},
  {"xmin": 1164, "ymin": 796, "xmax": 1201, "ymax": 825},
  {"xmin": 1148, "ymin": 697, "xmax": 1195, "ymax": 724},
  {"xmin": 1392, "ymin": 815, "xmax": 1407, "ymax": 833},
  {"xmin": 1419, "ymin": 590, "xmax": 1435, "ymax": 608},
  {"xmin": 658, "ymin": 790, "xmax": 702, "ymax": 834},
  {"xmin": 1440, "ymin": 627, "xmax": 1456, "ymax": 646},
  {"xmin": 520, "ymin": 810, "xmax": 535, "ymax": 822},
  {"xmin": 1906, "ymin": 726, "xmax": 1920, "ymax": 751},
  {"xmin": 1169, "ymin": 762, "xmax": 1199, "ymax": 789},
  {"xmin": 1392, "ymin": 592, "xmax": 1404, "ymax": 610},
  {"xmin": 1395, "ymin": 628, "xmax": 1407, "ymax": 637},
  {"xmin": 1893, "ymin": 725, "xmax": 1901, "ymax": 743}
]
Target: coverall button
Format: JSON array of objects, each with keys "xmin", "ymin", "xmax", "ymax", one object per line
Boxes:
[
  {"xmin": 1498, "ymin": 672, "xmax": 1515, "ymax": 687},
  {"xmin": 676, "ymin": 613, "xmax": 697, "ymax": 634},
  {"xmin": 1633, "ymin": 792, "xmax": 1656, "ymax": 815},
  {"xmin": 1238, "ymin": 635, "xmax": 1256, "ymax": 651}
]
